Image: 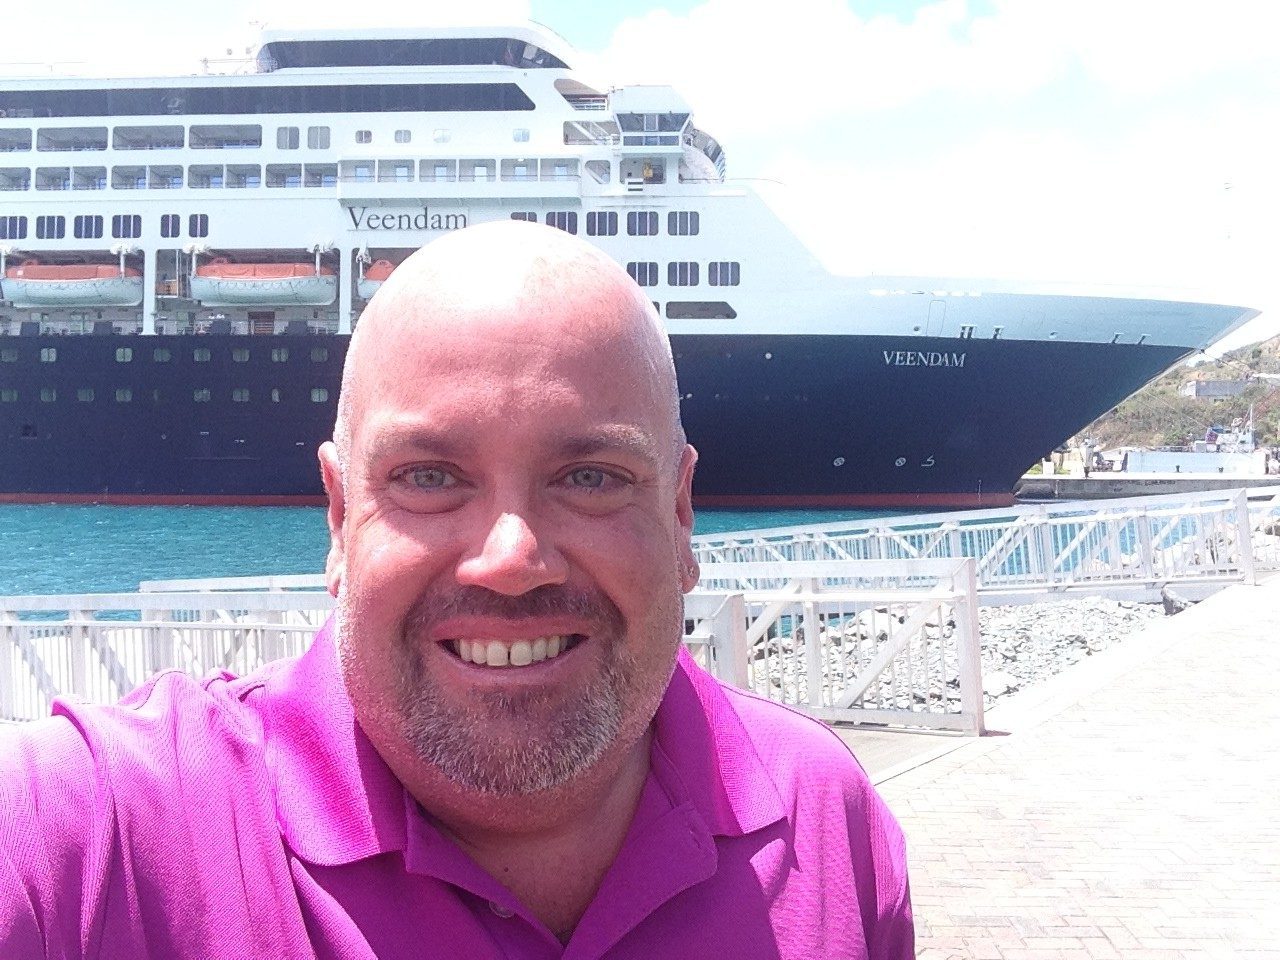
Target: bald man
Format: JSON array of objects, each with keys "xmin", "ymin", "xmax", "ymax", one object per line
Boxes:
[{"xmin": 0, "ymin": 222, "xmax": 913, "ymax": 959}]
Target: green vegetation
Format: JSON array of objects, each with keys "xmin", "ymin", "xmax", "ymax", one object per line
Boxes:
[{"xmin": 1071, "ymin": 335, "xmax": 1280, "ymax": 449}]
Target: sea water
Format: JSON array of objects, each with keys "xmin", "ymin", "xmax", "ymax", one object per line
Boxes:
[{"xmin": 0, "ymin": 505, "xmax": 891, "ymax": 595}]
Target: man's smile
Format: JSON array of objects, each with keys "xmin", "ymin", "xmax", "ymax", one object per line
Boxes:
[{"xmin": 447, "ymin": 634, "xmax": 586, "ymax": 667}]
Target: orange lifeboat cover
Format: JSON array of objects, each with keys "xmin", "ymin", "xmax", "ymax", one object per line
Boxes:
[
  {"xmin": 364, "ymin": 259, "xmax": 396, "ymax": 282},
  {"xmin": 196, "ymin": 262, "xmax": 337, "ymax": 279},
  {"xmin": 6, "ymin": 263, "xmax": 142, "ymax": 280}
]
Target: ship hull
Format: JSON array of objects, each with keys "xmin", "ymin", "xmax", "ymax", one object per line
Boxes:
[{"xmin": 0, "ymin": 332, "xmax": 1186, "ymax": 508}]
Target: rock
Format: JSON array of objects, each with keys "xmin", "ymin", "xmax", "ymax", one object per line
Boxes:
[
  {"xmin": 983, "ymin": 670, "xmax": 1020, "ymax": 696},
  {"xmin": 1160, "ymin": 584, "xmax": 1195, "ymax": 616}
]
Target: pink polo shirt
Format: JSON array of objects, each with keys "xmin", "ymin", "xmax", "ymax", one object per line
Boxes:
[{"xmin": 1, "ymin": 621, "xmax": 913, "ymax": 959}]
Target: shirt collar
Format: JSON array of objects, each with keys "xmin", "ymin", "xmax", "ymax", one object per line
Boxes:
[{"xmin": 262, "ymin": 623, "xmax": 786, "ymax": 866}]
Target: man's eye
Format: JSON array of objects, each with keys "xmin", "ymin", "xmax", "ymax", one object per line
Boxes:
[
  {"xmin": 568, "ymin": 468, "xmax": 608, "ymax": 490},
  {"xmin": 396, "ymin": 466, "xmax": 456, "ymax": 490}
]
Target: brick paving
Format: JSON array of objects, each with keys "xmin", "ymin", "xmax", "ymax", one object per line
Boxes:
[{"xmin": 873, "ymin": 574, "xmax": 1280, "ymax": 960}]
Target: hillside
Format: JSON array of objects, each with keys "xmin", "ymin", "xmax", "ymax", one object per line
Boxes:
[{"xmin": 1070, "ymin": 334, "xmax": 1280, "ymax": 450}]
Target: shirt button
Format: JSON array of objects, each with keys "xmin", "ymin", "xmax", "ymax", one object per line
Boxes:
[{"xmin": 488, "ymin": 901, "xmax": 514, "ymax": 919}]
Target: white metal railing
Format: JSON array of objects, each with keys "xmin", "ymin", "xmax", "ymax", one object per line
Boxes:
[
  {"xmin": 4, "ymin": 559, "xmax": 984, "ymax": 733},
  {"xmin": 692, "ymin": 488, "xmax": 1280, "ymax": 603}
]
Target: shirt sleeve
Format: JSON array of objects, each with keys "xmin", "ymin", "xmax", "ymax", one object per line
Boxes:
[
  {"xmin": 0, "ymin": 715, "xmax": 103, "ymax": 960},
  {"xmin": 863, "ymin": 786, "xmax": 915, "ymax": 960}
]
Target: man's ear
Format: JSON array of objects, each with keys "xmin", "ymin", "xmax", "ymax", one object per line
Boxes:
[
  {"xmin": 318, "ymin": 441, "xmax": 347, "ymax": 598},
  {"xmin": 676, "ymin": 444, "xmax": 699, "ymax": 592}
]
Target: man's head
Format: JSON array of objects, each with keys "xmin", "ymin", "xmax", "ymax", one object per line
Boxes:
[{"xmin": 319, "ymin": 221, "xmax": 698, "ymax": 821}]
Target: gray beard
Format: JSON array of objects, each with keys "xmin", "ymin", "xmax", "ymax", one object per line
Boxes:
[{"xmin": 339, "ymin": 581, "xmax": 641, "ymax": 797}]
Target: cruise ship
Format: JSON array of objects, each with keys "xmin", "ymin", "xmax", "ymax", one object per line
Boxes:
[{"xmin": 0, "ymin": 25, "xmax": 1257, "ymax": 508}]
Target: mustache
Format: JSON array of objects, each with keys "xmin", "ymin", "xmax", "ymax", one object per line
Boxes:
[{"xmin": 405, "ymin": 583, "xmax": 624, "ymax": 635}]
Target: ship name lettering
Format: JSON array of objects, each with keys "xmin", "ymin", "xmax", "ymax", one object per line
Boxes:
[
  {"xmin": 882, "ymin": 350, "xmax": 966, "ymax": 368},
  {"xmin": 347, "ymin": 206, "xmax": 468, "ymax": 231}
]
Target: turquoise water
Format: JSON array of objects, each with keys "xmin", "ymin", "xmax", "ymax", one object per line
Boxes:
[{"xmin": 0, "ymin": 505, "xmax": 890, "ymax": 595}]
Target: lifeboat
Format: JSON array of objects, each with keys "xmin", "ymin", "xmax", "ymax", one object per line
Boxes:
[
  {"xmin": 0, "ymin": 260, "xmax": 144, "ymax": 308},
  {"xmin": 356, "ymin": 259, "xmax": 396, "ymax": 301},
  {"xmin": 189, "ymin": 258, "xmax": 337, "ymax": 307}
]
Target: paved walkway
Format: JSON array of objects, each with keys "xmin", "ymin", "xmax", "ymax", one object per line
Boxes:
[{"xmin": 869, "ymin": 573, "xmax": 1280, "ymax": 960}]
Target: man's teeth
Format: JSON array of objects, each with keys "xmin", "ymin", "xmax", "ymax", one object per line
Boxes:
[{"xmin": 452, "ymin": 636, "xmax": 568, "ymax": 667}]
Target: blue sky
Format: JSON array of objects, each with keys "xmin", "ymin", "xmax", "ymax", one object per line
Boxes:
[{"xmin": 6, "ymin": 0, "xmax": 1279, "ymax": 350}]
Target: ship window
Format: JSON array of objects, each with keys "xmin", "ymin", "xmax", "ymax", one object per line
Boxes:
[
  {"xmin": 115, "ymin": 388, "xmax": 132, "ymax": 402},
  {"xmin": 266, "ymin": 164, "xmax": 303, "ymax": 188},
  {"xmin": 111, "ymin": 214, "xmax": 142, "ymax": 239},
  {"xmin": 355, "ymin": 129, "xmax": 372, "ymax": 144},
  {"xmin": 189, "ymin": 125, "xmax": 261, "ymax": 149},
  {"xmin": 232, "ymin": 348, "xmax": 249, "ymax": 362},
  {"xmin": 148, "ymin": 165, "xmax": 182, "ymax": 189},
  {"xmin": 40, "ymin": 347, "xmax": 57, "ymax": 362},
  {"xmin": 115, "ymin": 347, "xmax": 132, "ymax": 362},
  {"xmin": 395, "ymin": 129, "xmax": 412, "ymax": 144},
  {"xmin": 626, "ymin": 262, "xmax": 658, "ymax": 287},
  {"xmin": 0, "ymin": 216, "xmax": 28, "ymax": 240},
  {"xmin": 111, "ymin": 165, "xmax": 146, "ymax": 189},
  {"xmin": 342, "ymin": 160, "xmax": 374, "ymax": 183},
  {"xmin": 256, "ymin": 38, "xmax": 568, "ymax": 71},
  {"xmin": 188, "ymin": 165, "xmax": 223, "ymax": 189},
  {"xmin": 74, "ymin": 214, "xmax": 104, "ymax": 239},
  {"xmin": 276, "ymin": 126, "xmax": 300, "ymax": 149},
  {"xmin": 708, "ymin": 261, "xmax": 740, "ymax": 286},
  {"xmin": 0, "ymin": 349, "xmax": 17, "ymax": 361},
  {"xmin": 545, "ymin": 211, "xmax": 577, "ymax": 234},
  {"xmin": 0, "ymin": 390, "xmax": 15, "ymax": 402},
  {"xmin": 0, "ymin": 168, "xmax": 31, "ymax": 192},
  {"xmin": 668, "ymin": 211, "xmax": 700, "ymax": 236},
  {"xmin": 304, "ymin": 163, "xmax": 337, "ymax": 187},
  {"xmin": 40, "ymin": 387, "xmax": 56, "ymax": 402},
  {"xmin": 227, "ymin": 164, "xmax": 260, "ymax": 188},
  {"xmin": 35, "ymin": 167, "xmax": 71, "ymax": 191},
  {"xmin": 72, "ymin": 167, "xmax": 106, "ymax": 190},
  {"xmin": 307, "ymin": 126, "xmax": 330, "ymax": 149},
  {"xmin": 193, "ymin": 347, "xmax": 211, "ymax": 362},
  {"xmin": 377, "ymin": 160, "xmax": 414, "ymax": 183},
  {"xmin": 433, "ymin": 129, "xmax": 451, "ymax": 143},
  {"xmin": 510, "ymin": 212, "xmax": 536, "ymax": 222},
  {"xmin": 0, "ymin": 129, "xmax": 31, "ymax": 152},
  {"xmin": 271, "ymin": 388, "xmax": 281, "ymax": 403},
  {"xmin": 311, "ymin": 388, "xmax": 329, "ymax": 403},
  {"xmin": 668, "ymin": 261, "xmax": 699, "ymax": 286},
  {"xmin": 626, "ymin": 211, "xmax": 658, "ymax": 236},
  {"xmin": 513, "ymin": 128, "xmax": 530, "ymax": 143},
  {"xmin": 188, "ymin": 213, "xmax": 209, "ymax": 237},
  {"xmin": 151, "ymin": 389, "xmax": 162, "ymax": 403},
  {"xmin": 232, "ymin": 388, "xmax": 250, "ymax": 402},
  {"xmin": 193, "ymin": 388, "xmax": 211, "ymax": 402},
  {"xmin": 271, "ymin": 348, "xmax": 289, "ymax": 362},
  {"xmin": 112, "ymin": 125, "xmax": 183, "ymax": 150},
  {"xmin": 310, "ymin": 347, "xmax": 329, "ymax": 362},
  {"xmin": 501, "ymin": 158, "xmax": 534, "ymax": 181},
  {"xmin": 585, "ymin": 160, "xmax": 610, "ymax": 184},
  {"xmin": 665, "ymin": 301, "xmax": 738, "ymax": 320},
  {"xmin": 37, "ymin": 127, "xmax": 107, "ymax": 151},
  {"xmin": 586, "ymin": 211, "xmax": 617, "ymax": 236},
  {"xmin": 420, "ymin": 160, "xmax": 456, "ymax": 182},
  {"xmin": 77, "ymin": 388, "xmax": 94, "ymax": 402},
  {"xmin": 464, "ymin": 160, "xmax": 495, "ymax": 182},
  {"xmin": 160, "ymin": 213, "xmax": 180, "ymax": 238},
  {"xmin": 153, "ymin": 348, "xmax": 171, "ymax": 362},
  {"xmin": 36, "ymin": 215, "xmax": 66, "ymax": 239}
]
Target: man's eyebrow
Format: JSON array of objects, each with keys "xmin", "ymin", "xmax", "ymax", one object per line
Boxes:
[
  {"xmin": 556, "ymin": 426, "xmax": 662, "ymax": 463},
  {"xmin": 363, "ymin": 425, "xmax": 470, "ymax": 464}
]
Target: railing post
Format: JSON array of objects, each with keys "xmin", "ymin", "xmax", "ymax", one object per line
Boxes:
[
  {"xmin": 0, "ymin": 611, "xmax": 15, "ymax": 721},
  {"xmin": 1137, "ymin": 507, "xmax": 1156, "ymax": 582},
  {"xmin": 955, "ymin": 559, "xmax": 985, "ymax": 735},
  {"xmin": 70, "ymin": 611, "xmax": 91, "ymax": 699},
  {"xmin": 1234, "ymin": 488, "xmax": 1258, "ymax": 585},
  {"xmin": 1036, "ymin": 511, "xmax": 1056, "ymax": 585},
  {"xmin": 710, "ymin": 593, "xmax": 749, "ymax": 690},
  {"xmin": 803, "ymin": 597, "xmax": 824, "ymax": 710}
]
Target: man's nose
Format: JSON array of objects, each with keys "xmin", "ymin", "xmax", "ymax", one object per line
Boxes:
[{"xmin": 454, "ymin": 509, "xmax": 569, "ymax": 596}]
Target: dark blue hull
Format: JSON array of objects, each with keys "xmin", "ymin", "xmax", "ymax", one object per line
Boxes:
[{"xmin": 0, "ymin": 332, "xmax": 1186, "ymax": 508}]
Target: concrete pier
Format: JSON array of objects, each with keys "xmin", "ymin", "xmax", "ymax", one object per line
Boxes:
[
  {"xmin": 845, "ymin": 573, "xmax": 1280, "ymax": 958},
  {"xmin": 1016, "ymin": 472, "xmax": 1280, "ymax": 501}
]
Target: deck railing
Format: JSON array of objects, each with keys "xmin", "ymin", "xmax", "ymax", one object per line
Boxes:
[
  {"xmin": 693, "ymin": 487, "xmax": 1280, "ymax": 603},
  {"xmin": 3, "ymin": 559, "xmax": 985, "ymax": 733}
]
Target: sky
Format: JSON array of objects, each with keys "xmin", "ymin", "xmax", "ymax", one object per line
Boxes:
[{"xmin": 6, "ymin": 0, "xmax": 1280, "ymax": 353}]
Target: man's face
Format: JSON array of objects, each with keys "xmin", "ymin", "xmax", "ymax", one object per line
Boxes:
[{"xmin": 324, "ymin": 290, "xmax": 697, "ymax": 800}]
